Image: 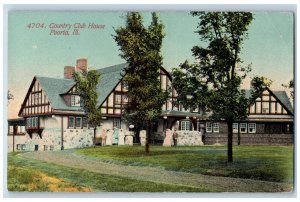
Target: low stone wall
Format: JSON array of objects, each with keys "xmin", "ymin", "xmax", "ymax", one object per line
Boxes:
[
  {"xmin": 204, "ymin": 133, "xmax": 293, "ymax": 145},
  {"xmin": 177, "ymin": 131, "xmax": 203, "ymax": 146}
]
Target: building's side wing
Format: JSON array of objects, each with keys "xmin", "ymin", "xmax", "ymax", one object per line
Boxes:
[
  {"xmin": 248, "ymin": 88, "xmax": 292, "ymax": 115},
  {"xmin": 18, "ymin": 77, "xmax": 53, "ymax": 117}
]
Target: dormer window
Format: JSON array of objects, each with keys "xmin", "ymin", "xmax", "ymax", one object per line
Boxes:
[{"xmin": 71, "ymin": 95, "xmax": 81, "ymax": 107}]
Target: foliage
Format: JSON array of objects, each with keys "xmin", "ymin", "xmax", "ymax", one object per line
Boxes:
[
  {"xmin": 282, "ymin": 79, "xmax": 294, "ymax": 100},
  {"xmin": 113, "ymin": 12, "xmax": 167, "ymax": 152},
  {"xmin": 172, "ymin": 12, "xmax": 254, "ymax": 161},
  {"xmin": 250, "ymin": 76, "xmax": 273, "ymax": 101},
  {"xmin": 7, "ymin": 90, "xmax": 14, "ymax": 104},
  {"xmin": 73, "ymin": 70, "xmax": 102, "ymax": 127}
]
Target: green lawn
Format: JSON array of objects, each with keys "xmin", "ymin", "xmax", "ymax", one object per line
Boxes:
[
  {"xmin": 7, "ymin": 152, "xmax": 209, "ymax": 192},
  {"xmin": 76, "ymin": 145, "xmax": 294, "ymax": 183}
]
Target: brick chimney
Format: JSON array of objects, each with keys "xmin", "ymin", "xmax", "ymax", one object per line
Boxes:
[
  {"xmin": 76, "ymin": 58, "xmax": 88, "ymax": 73},
  {"xmin": 64, "ymin": 66, "xmax": 75, "ymax": 79}
]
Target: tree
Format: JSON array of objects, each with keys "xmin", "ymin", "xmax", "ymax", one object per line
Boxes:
[
  {"xmin": 250, "ymin": 76, "xmax": 273, "ymax": 101},
  {"xmin": 113, "ymin": 12, "xmax": 166, "ymax": 153},
  {"xmin": 282, "ymin": 79, "xmax": 294, "ymax": 101},
  {"xmin": 73, "ymin": 70, "xmax": 102, "ymax": 143},
  {"xmin": 172, "ymin": 12, "xmax": 253, "ymax": 162},
  {"xmin": 8, "ymin": 90, "xmax": 14, "ymax": 104}
]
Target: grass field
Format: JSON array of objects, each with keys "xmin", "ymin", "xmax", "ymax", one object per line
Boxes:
[
  {"xmin": 76, "ymin": 145, "xmax": 294, "ymax": 183},
  {"xmin": 7, "ymin": 152, "xmax": 209, "ymax": 192},
  {"xmin": 7, "ymin": 145, "xmax": 293, "ymax": 192}
]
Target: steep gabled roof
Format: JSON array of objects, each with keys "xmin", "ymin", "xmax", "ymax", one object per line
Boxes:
[
  {"xmin": 96, "ymin": 63, "xmax": 127, "ymax": 105},
  {"xmin": 244, "ymin": 88, "xmax": 293, "ymax": 114},
  {"xmin": 36, "ymin": 76, "xmax": 83, "ymax": 111}
]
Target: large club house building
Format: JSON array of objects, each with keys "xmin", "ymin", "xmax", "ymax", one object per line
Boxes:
[{"xmin": 12, "ymin": 58, "xmax": 293, "ymax": 151}]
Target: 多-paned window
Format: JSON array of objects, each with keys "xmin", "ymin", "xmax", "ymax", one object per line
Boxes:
[
  {"xmin": 113, "ymin": 118, "xmax": 121, "ymax": 129},
  {"xmin": 240, "ymin": 123, "xmax": 247, "ymax": 133},
  {"xmin": 248, "ymin": 123, "xmax": 256, "ymax": 133},
  {"xmin": 115, "ymin": 94, "xmax": 122, "ymax": 105},
  {"xmin": 76, "ymin": 117, "xmax": 82, "ymax": 128},
  {"xmin": 68, "ymin": 116, "xmax": 75, "ymax": 128},
  {"xmin": 213, "ymin": 123, "xmax": 219, "ymax": 133},
  {"xmin": 71, "ymin": 95, "xmax": 81, "ymax": 107},
  {"xmin": 206, "ymin": 122, "xmax": 212, "ymax": 133},
  {"xmin": 26, "ymin": 117, "xmax": 39, "ymax": 129},
  {"xmin": 233, "ymin": 123, "xmax": 238, "ymax": 133},
  {"xmin": 181, "ymin": 121, "xmax": 190, "ymax": 131}
]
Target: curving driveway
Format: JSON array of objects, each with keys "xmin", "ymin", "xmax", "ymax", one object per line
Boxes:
[{"xmin": 20, "ymin": 149, "xmax": 292, "ymax": 192}]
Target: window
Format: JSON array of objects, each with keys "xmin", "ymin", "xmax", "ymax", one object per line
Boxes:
[
  {"xmin": 113, "ymin": 118, "xmax": 121, "ymax": 129},
  {"xmin": 50, "ymin": 145, "xmax": 54, "ymax": 151},
  {"xmin": 181, "ymin": 121, "xmax": 190, "ymax": 131},
  {"xmin": 240, "ymin": 123, "xmax": 247, "ymax": 133},
  {"xmin": 9, "ymin": 126, "xmax": 14, "ymax": 134},
  {"xmin": 82, "ymin": 117, "xmax": 88, "ymax": 128},
  {"xmin": 21, "ymin": 144, "xmax": 26, "ymax": 150},
  {"xmin": 248, "ymin": 123, "xmax": 256, "ymax": 133},
  {"xmin": 206, "ymin": 122, "xmax": 212, "ymax": 133},
  {"xmin": 68, "ymin": 116, "xmax": 75, "ymax": 128},
  {"xmin": 20, "ymin": 126, "xmax": 25, "ymax": 133},
  {"xmin": 17, "ymin": 144, "xmax": 21, "ymax": 150},
  {"xmin": 115, "ymin": 94, "xmax": 122, "ymax": 105},
  {"xmin": 233, "ymin": 123, "xmax": 238, "ymax": 133},
  {"xmin": 213, "ymin": 123, "xmax": 219, "ymax": 133},
  {"xmin": 76, "ymin": 117, "xmax": 82, "ymax": 128},
  {"xmin": 26, "ymin": 117, "xmax": 39, "ymax": 129},
  {"xmin": 44, "ymin": 145, "xmax": 48, "ymax": 151},
  {"xmin": 71, "ymin": 95, "xmax": 81, "ymax": 107}
]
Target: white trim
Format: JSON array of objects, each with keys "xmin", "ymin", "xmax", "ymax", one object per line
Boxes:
[
  {"xmin": 206, "ymin": 122, "xmax": 212, "ymax": 133},
  {"xmin": 213, "ymin": 123, "xmax": 219, "ymax": 133},
  {"xmin": 233, "ymin": 123, "xmax": 238, "ymax": 133},
  {"xmin": 240, "ymin": 123, "xmax": 247, "ymax": 133},
  {"xmin": 248, "ymin": 123, "xmax": 256, "ymax": 133}
]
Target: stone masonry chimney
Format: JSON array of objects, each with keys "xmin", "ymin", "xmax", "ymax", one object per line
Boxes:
[
  {"xmin": 64, "ymin": 66, "xmax": 75, "ymax": 79},
  {"xmin": 76, "ymin": 58, "xmax": 88, "ymax": 73}
]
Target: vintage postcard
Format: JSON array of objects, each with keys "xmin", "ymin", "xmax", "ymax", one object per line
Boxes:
[{"xmin": 6, "ymin": 9, "xmax": 294, "ymax": 194}]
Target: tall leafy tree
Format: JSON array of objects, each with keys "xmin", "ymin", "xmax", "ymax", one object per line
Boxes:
[
  {"xmin": 113, "ymin": 12, "xmax": 166, "ymax": 153},
  {"xmin": 73, "ymin": 70, "xmax": 102, "ymax": 143},
  {"xmin": 172, "ymin": 12, "xmax": 253, "ymax": 162},
  {"xmin": 282, "ymin": 79, "xmax": 294, "ymax": 101},
  {"xmin": 250, "ymin": 76, "xmax": 273, "ymax": 101}
]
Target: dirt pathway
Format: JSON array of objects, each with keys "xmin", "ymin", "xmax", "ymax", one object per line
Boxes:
[{"xmin": 20, "ymin": 150, "xmax": 292, "ymax": 192}]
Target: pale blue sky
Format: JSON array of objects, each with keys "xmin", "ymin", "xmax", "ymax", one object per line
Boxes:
[{"xmin": 8, "ymin": 11, "xmax": 294, "ymax": 118}]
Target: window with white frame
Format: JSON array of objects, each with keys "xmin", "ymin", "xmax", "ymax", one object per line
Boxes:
[
  {"xmin": 233, "ymin": 123, "xmax": 238, "ymax": 133},
  {"xmin": 113, "ymin": 118, "xmax": 121, "ymax": 129},
  {"xmin": 213, "ymin": 123, "xmax": 219, "ymax": 133},
  {"xmin": 71, "ymin": 95, "xmax": 81, "ymax": 107},
  {"xmin": 9, "ymin": 126, "xmax": 14, "ymax": 134},
  {"xmin": 17, "ymin": 144, "xmax": 21, "ymax": 150},
  {"xmin": 248, "ymin": 123, "xmax": 256, "ymax": 133},
  {"xmin": 240, "ymin": 123, "xmax": 247, "ymax": 133},
  {"xmin": 181, "ymin": 121, "xmax": 190, "ymax": 131},
  {"xmin": 206, "ymin": 122, "xmax": 212, "ymax": 133}
]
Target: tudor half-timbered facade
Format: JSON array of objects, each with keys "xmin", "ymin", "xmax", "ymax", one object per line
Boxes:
[
  {"xmin": 15, "ymin": 58, "xmax": 294, "ymax": 151},
  {"xmin": 204, "ymin": 88, "xmax": 294, "ymax": 145}
]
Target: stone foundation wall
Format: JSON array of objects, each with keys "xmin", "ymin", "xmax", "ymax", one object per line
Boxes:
[
  {"xmin": 204, "ymin": 133, "xmax": 293, "ymax": 145},
  {"xmin": 7, "ymin": 135, "xmax": 26, "ymax": 152},
  {"xmin": 177, "ymin": 131, "xmax": 203, "ymax": 146}
]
